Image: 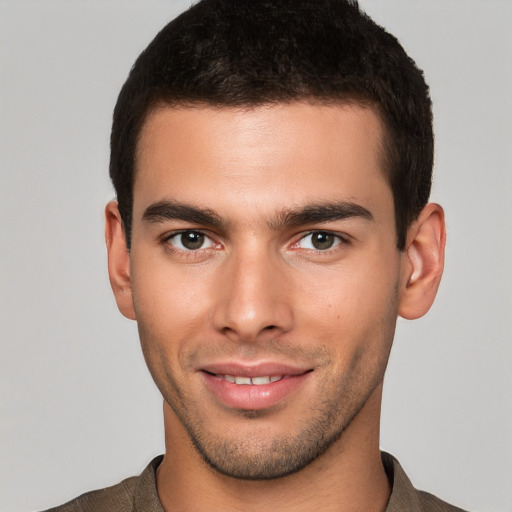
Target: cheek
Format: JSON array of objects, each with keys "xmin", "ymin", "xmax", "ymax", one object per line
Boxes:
[
  {"xmin": 294, "ymin": 257, "xmax": 399, "ymax": 354},
  {"xmin": 297, "ymin": 263, "xmax": 398, "ymax": 321},
  {"xmin": 136, "ymin": 317, "xmax": 191, "ymax": 416},
  {"xmin": 131, "ymin": 266, "xmax": 205, "ymax": 397},
  {"xmin": 130, "ymin": 260, "xmax": 213, "ymax": 346}
]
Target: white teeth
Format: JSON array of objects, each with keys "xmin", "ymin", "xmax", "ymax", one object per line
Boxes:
[
  {"xmin": 251, "ymin": 376, "xmax": 271, "ymax": 385},
  {"xmin": 221, "ymin": 375, "xmax": 284, "ymax": 385},
  {"xmin": 234, "ymin": 376, "xmax": 252, "ymax": 385}
]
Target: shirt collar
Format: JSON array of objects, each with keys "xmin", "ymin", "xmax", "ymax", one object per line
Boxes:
[{"xmin": 133, "ymin": 452, "xmax": 426, "ymax": 512}]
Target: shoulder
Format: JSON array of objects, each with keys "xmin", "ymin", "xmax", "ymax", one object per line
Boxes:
[
  {"xmin": 382, "ymin": 452, "xmax": 469, "ymax": 512},
  {"xmin": 418, "ymin": 491, "xmax": 465, "ymax": 512},
  {"xmin": 40, "ymin": 456, "xmax": 164, "ymax": 512},
  {"xmin": 416, "ymin": 490, "xmax": 468, "ymax": 512},
  {"xmin": 41, "ymin": 476, "xmax": 138, "ymax": 512}
]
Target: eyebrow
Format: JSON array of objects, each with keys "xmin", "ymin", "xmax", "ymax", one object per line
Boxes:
[
  {"xmin": 269, "ymin": 201, "xmax": 374, "ymax": 230},
  {"xmin": 142, "ymin": 199, "xmax": 373, "ymax": 230},
  {"xmin": 142, "ymin": 200, "xmax": 226, "ymax": 228}
]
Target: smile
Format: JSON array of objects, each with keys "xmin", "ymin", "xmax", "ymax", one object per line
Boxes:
[
  {"xmin": 220, "ymin": 374, "xmax": 284, "ymax": 385},
  {"xmin": 201, "ymin": 368, "xmax": 312, "ymax": 410}
]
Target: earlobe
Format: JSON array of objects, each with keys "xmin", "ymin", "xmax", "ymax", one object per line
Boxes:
[
  {"xmin": 398, "ymin": 203, "xmax": 446, "ymax": 320},
  {"xmin": 105, "ymin": 201, "xmax": 136, "ymax": 320}
]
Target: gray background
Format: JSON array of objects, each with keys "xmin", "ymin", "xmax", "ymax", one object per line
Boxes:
[{"xmin": 1, "ymin": 1, "xmax": 511, "ymax": 511}]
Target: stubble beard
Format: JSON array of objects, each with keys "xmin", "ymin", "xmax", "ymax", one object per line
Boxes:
[
  {"xmin": 184, "ymin": 399, "xmax": 363, "ymax": 480},
  {"xmin": 160, "ymin": 360, "xmax": 388, "ymax": 481},
  {"xmin": 139, "ymin": 298, "xmax": 397, "ymax": 481}
]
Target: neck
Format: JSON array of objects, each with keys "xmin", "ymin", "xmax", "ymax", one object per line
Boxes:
[{"xmin": 156, "ymin": 383, "xmax": 390, "ymax": 512}]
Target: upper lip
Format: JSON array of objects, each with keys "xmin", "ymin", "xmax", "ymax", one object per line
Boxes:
[{"xmin": 199, "ymin": 361, "xmax": 312, "ymax": 378}]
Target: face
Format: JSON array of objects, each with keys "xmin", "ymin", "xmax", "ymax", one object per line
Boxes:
[{"xmin": 125, "ymin": 103, "xmax": 405, "ymax": 479}]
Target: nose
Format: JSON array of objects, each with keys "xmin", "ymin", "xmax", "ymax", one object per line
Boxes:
[{"xmin": 211, "ymin": 247, "xmax": 294, "ymax": 342}]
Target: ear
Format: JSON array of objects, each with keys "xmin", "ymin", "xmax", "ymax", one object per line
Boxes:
[
  {"xmin": 105, "ymin": 201, "xmax": 136, "ymax": 320},
  {"xmin": 398, "ymin": 203, "xmax": 446, "ymax": 320}
]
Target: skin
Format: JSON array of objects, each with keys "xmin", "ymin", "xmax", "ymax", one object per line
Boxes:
[{"xmin": 106, "ymin": 102, "xmax": 445, "ymax": 511}]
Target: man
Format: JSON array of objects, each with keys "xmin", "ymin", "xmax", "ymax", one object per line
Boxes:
[{"xmin": 46, "ymin": 0, "xmax": 465, "ymax": 510}]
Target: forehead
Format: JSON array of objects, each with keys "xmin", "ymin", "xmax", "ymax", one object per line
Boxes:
[{"xmin": 133, "ymin": 102, "xmax": 392, "ymax": 222}]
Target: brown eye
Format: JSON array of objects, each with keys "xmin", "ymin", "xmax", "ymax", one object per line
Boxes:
[
  {"xmin": 297, "ymin": 231, "xmax": 343, "ymax": 251},
  {"xmin": 311, "ymin": 232, "xmax": 336, "ymax": 250},
  {"xmin": 181, "ymin": 232, "xmax": 205, "ymax": 250},
  {"xmin": 168, "ymin": 231, "xmax": 214, "ymax": 251}
]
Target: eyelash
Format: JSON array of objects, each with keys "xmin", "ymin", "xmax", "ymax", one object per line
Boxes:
[
  {"xmin": 162, "ymin": 229, "xmax": 349, "ymax": 258},
  {"xmin": 293, "ymin": 231, "xmax": 349, "ymax": 253},
  {"xmin": 163, "ymin": 230, "xmax": 218, "ymax": 255}
]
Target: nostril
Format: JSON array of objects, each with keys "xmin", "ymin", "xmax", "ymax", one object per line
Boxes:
[{"xmin": 264, "ymin": 325, "xmax": 277, "ymax": 330}]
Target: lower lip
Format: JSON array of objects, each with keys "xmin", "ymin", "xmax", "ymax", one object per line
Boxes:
[{"xmin": 201, "ymin": 372, "xmax": 311, "ymax": 410}]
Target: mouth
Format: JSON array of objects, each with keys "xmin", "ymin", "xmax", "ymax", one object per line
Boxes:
[
  {"xmin": 200, "ymin": 364, "xmax": 313, "ymax": 411},
  {"xmin": 204, "ymin": 372, "xmax": 286, "ymax": 385}
]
